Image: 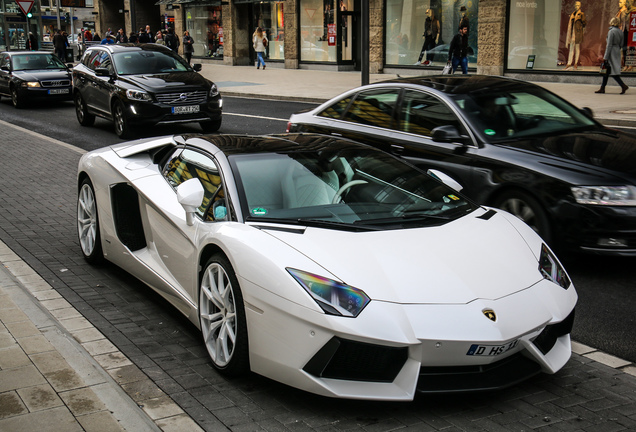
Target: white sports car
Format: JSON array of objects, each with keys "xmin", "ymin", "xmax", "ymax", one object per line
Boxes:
[{"xmin": 76, "ymin": 133, "xmax": 577, "ymax": 401}]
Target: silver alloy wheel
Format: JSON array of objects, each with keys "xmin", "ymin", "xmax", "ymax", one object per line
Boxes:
[
  {"xmin": 499, "ymin": 198, "xmax": 539, "ymax": 234},
  {"xmin": 77, "ymin": 183, "xmax": 98, "ymax": 257},
  {"xmin": 200, "ymin": 262, "xmax": 237, "ymax": 368}
]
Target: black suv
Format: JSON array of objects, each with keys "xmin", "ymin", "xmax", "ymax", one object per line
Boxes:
[{"xmin": 73, "ymin": 44, "xmax": 222, "ymax": 138}]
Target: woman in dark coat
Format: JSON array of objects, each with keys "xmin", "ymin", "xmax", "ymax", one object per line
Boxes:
[
  {"xmin": 183, "ymin": 30, "xmax": 194, "ymax": 64},
  {"xmin": 596, "ymin": 17, "xmax": 629, "ymax": 94}
]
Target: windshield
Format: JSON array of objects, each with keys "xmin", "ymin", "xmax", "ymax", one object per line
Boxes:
[
  {"xmin": 230, "ymin": 147, "xmax": 477, "ymax": 230},
  {"xmin": 12, "ymin": 54, "xmax": 66, "ymax": 71},
  {"xmin": 451, "ymin": 86, "xmax": 596, "ymax": 142},
  {"xmin": 113, "ymin": 50, "xmax": 191, "ymax": 75}
]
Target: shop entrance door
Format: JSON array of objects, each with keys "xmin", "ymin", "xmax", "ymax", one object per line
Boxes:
[{"xmin": 338, "ymin": 2, "xmax": 360, "ymax": 70}]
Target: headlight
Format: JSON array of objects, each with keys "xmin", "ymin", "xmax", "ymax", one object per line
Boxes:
[
  {"xmin": 24, "ymin": 82, "xmax": 41, "ymax": 88},
  {"xmin": 538, "ymin": 244, "xmax": 570, "ymax": 289},
  {"xmin": 125, "ymin": 89, "xmax": 152, "ymax": 102},
  {"xmin": 209, "ymin": 83, "xmax": 219, "ymax": 97},
  {"xmin": 287, "ymin": 268, "xmax": 370, "ymax": 317},
  {"xmin": 571, "ymin": 185, "xmax": 636, "ymax": 206}
]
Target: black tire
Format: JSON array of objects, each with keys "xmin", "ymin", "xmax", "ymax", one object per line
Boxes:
[
  {"xmin": 77, "ymin": 177, "xmax": 104, "ymax": 264},
  {"xmin": 493, "ymin": 190, "xmax": 551, "ymax": 243},
  {"xmin": 199, "ymin": 253, "xmax": 249, "ymax": 376},
  {"xmin": 11, "ymin": 85, "xmax": 25, "ymax": 108},
  {"xmin": 113, "ymin": 100, "xmax": 133, "ymax": 139},
  {"xmin": 200, "ymin": 118, "xmax": 222, "ymax": 133},
  {"xmin": 75, "ymin": 92, "xmax": 95, "ymax": 126}
]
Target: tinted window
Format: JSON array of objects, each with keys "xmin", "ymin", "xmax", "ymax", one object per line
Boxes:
[
  {"xmin": 113, "ymin": 51, "xmax": 190, "ymax": 75},
  {"xmin": 318, "ymin": 97, "xmax": 352, "ymax": 119},
  {"xmin": 341, "ymin": 89, "xmax": 399, "ymax": 128},
  {"xmin": 85, "ymin": 50, "xmax": 111, "ymax": 72},
  {"xmin": 398, "ymin": 90, "xmax": 464, "ymax": 137},
  {"xmin": 163, "ymin": 149, "xmax": 226, "ymax": 221}
]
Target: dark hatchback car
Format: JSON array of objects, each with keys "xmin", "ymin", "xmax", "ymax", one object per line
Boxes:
[
  {"xmin": 0, "ymin": 51, "xmax": 73, "ymax": 108},
  {"xmin": 73, "ymin": 44, "xmax": 222, "ymax": 138},
  {"xmin": 288, "ymin": 75, "xmax": 636, "ymax": 256}
]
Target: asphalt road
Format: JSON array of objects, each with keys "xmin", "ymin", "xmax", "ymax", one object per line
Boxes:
[{"xmin": 0, "ymin": 95, "xmax": 634, "ymax": 367}]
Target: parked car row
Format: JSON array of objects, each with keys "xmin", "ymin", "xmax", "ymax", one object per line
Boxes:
[{"xmin": 0, "ymin": 44, "xmax": 223, "ymax": 138}]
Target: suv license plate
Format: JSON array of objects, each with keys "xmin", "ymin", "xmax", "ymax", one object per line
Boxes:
[
  {"xmin": 48, "ymin": 88, "xmax": 69, "ymax": 95},
  {"xmin": 466, "ymin": 340, "xmax": 518, "ymax": 356},
  {"xmin": 172, "ymin": 105, "xmax": 200, "ymax": 114}
]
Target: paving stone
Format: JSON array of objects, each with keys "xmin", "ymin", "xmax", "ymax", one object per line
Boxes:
[
  {"xmin": 76, "ymin": 410, "xmax": 127, "ymax": 432},
  {"xmin": 0, "ymin": 405, "xmax": 83, "ymax": 432},
  {"xmin": 16, "ymin": 383, "xmax": 64, "ymax": 412},
  {"xmin": 0, "ymin": 345, "xmax": 31, "ymax": 369},
  {"xmin": 0, "ymin": 391, "xmax": 28, "ymax": 419},
  {"xmin": 0, "ymin": 364, "xmax": 47, "ymax": 392}
]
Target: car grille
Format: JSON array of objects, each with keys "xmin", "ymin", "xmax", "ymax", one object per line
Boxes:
[
  {"xmin": 41, "ymin": 80, "xmax": 71, "ymax": 87},
  {"xmin": 155, "ymin": 90, "xmax": 208, "ymax": 106}
]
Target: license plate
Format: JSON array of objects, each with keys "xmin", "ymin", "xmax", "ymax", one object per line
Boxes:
[
  {"xmin": 466, "ymin": 340, "xmax": 519, "ymax": 356},
  {"xmin": 48, "ymin": 88, "xmax": 69, "ymax": 95},
  {"xmin": 172, "ymin": 105, "xmax": 200, "ymax": 114}
]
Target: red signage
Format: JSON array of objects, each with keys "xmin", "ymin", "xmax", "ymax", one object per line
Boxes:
[
  {"xmin": 328, "ymin": 24, "xmax": 336, "ymax": 46},
  {"xmin": 17, "ymin": 0, "xmax": 34, "ymax": 15},
  {"xmin": 627, "ymin": 12, "xmax": 636, "ymax": 67}
]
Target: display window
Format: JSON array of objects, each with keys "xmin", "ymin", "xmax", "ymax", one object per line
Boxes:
[
  {"xmin": 185, "ymin": 6, "xmax": 223, "ymax": 59},
  {"xmin": 300, "ymin": 0, "xmax": 338, "ymax": 62},
  {"xmin": 253, "ymin": 1, "xmax": 285, "ymax": 61},
  {"xmin": 507, "ymin": 0, "xmax": 636, "ymax": 72},
  {"xmin": 385, "ymin": 0, "xmax": 479, "ymax": 68}
]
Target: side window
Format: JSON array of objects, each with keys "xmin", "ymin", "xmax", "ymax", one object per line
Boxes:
[
  {"xmin": 163, "ymin": 149, "xmax": 226, "ymax": 221},
  {"xmin": 85, "ymin": 50, "xmax": 102, "ymax": 70},
  {"xmin": 341, "ymin": 89, "xmax": 399, "ymax": 128},
  {"xmin": 398, "ymin": 90, "xmax": 465, "ymax": 137},
  {"xmin": 317, "ymin": 97, "xmax": 352, "ymax": 119}
]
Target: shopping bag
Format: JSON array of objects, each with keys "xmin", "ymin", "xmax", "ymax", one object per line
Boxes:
[
  {"xmin": 442, "ymin": 62, "xmax": 452, "ymax": 75},
  {"xmin": 599, "ymin": 60, "xmax": 610, "ymax": 75}
]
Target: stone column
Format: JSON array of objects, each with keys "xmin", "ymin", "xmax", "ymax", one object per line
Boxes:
[
  {"xmin": 369, "ymin": 0, "xmax": 383, "ymax": 74},
  {"xmin": 284, "ymin": 0, "xmax": 299, "ymax": 69},
  {"xmin": 477, "ymin": 0, "xmax": 507, "ymax": 76}
]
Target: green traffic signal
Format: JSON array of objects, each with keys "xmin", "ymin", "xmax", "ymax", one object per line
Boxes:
[{"xmin": 27, "ymin": 12, "xmax": 32, "ymax": 18}]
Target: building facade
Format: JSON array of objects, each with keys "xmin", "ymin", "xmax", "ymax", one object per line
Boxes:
[{"xmin": 1, "ymin": 0, "xmax": 634, "ymax": 82}]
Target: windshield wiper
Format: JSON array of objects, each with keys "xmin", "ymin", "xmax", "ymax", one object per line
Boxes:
[{"xmin": 245, "ymin": 216, "xmax": 377, "ymax": 232}]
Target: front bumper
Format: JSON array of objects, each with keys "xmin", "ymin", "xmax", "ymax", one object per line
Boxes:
[
  {"xmin": 120, "ymin": 95, "xmax": 222, "ymax": 127},
  {"xmin": 18, "ymin": 86, "xmax": 73, "ymax": 101}
]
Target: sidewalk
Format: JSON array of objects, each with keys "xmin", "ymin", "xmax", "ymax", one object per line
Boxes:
[{"xmin": 197, "ymin": 62, "xmax": 636, "ymax": 128}]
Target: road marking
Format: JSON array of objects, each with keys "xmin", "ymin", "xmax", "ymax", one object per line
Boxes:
[{"xmin": 224, "ymin": 112, "xmax": 289, "ymax": 122}]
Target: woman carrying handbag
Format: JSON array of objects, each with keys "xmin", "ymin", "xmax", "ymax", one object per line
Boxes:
[
  {"xmin": 252, "ymin": 27, "xmax": 268, "ymax": 70},
  {"xmin": 595, "ymin": 17, "xmax": 628, "ymax": 94}
]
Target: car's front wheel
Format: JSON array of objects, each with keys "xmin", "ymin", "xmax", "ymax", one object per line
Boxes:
[
  {"xmin": 77, "ymin": 177, "xmax": 104, "ymax": 263},
  {"xmin": 113, "ymin": 100, "xmax": 133, "ymax": 139},
  {"xmin": 199, "ymin": 254, "xmax": 249, "ymax": 376},
  {"xmin": 10, "ymin": 85, "xmax": 25, "ymax": 108},
  {"xmin": 75, "ymin": 92, "xmax": 95, "ymax": 126},
  {"xmin": 494, "ymin": 190, "xmax": 551, "ymax": 243},
  {"xmin": 200, "ymin": 118, "xmax": 222, "ymax": 133}
]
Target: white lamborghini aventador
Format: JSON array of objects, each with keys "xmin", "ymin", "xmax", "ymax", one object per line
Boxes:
[{"xmin": 76, "ymin": 132, "xmax": 577, "ymax": 401}]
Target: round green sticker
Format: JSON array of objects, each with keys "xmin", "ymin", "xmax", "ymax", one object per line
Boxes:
[
  {"xmin": 251, "ymin": 207, "xmax": 268, "ymax": 216},
  {"xmin": 484, "ymin": 129, "xmax": 496, "ymax": 136}
]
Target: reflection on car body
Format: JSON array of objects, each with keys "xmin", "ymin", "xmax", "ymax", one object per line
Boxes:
[{"xmin": 287, "ymin": 75, "xmax": 636, "ymax": 256}]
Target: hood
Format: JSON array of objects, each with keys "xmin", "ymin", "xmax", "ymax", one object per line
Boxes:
[
  {"xmin": 499, "ymin": 129, "xmax": 636, "ymax": 178},
  {"xmin": 121, "ymin": 72, "xmax": 211, "ymax": 92},
  {"xmin": 263, "ymin": 209, "xmax": 543, "ymax": 304},
  {"xmin": 14, "ymin": 70, "xmax": 71, "ymax": 81}
]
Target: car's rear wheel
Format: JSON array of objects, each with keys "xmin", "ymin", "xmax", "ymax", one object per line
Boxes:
[
  {"xmin": 494, "ymin": 190, "xmax": 551, "ymax": 243},
  {"xmin": 77, "ymin": 177, "xmax": 104, "ymax": 263},
  {"xmin": 199, "ymin": 254, "xmax": 249, "ymax": 376},
  {"xmin": 75, "ymin": 92, "xmax": 95, "ymax": 126},
  {"xmin": 200, "ymin": 118, "xmax": 222, "ymax": 133},
  {"xmin": 113, "ymin": 100, "xmax": 133, "ymax": 139},
  {"xmin": 10, "ymin": 85, "xmax": 25, "ymax": 108}
]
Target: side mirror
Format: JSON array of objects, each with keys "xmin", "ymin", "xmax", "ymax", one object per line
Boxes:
[
  {"xmin": 192, "ymin": 63, "xmax": 202, "ymax": 72},
  {"xmin": 95, "ymin": 67, "xmax": 111, "ymax": 77},
  {"xmin": 177, "ymin": 178, "xmax": 204, "ymax": 226},
  {"xmin": 0, "ymin": 65, "xmax": 9, "ymax": 72},
  {"xmin": 580, "ymin": 107, "xmax": 594, "ymax": 119},
  {"xmin": 427, "ymin": 169, "xmax": 463, "ymax": 192},
  {"xmin": 431, "ymin": 125, "xmax": 469, "ymax": 144}
]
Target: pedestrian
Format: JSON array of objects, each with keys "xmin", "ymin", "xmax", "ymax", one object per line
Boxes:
[
  {"xmin": 596, "ymin": 16, "xmax": 629, "ymax": 95},
  {"xmin": 53, "ymin": 29, "xmax": 66, "ymax": 61},
  {"xmin": 93, "ymin": 31, "xmax": 100, "ymax": 41},
  {"xmin": 448, "ymin": 24, "xmax": 469, "ymax": 74},
  {"xmin": 84, "ymin": 28, "xmax": 92, "ymax": 42},
  {"xmin": 138, "ymin": 27, "xmax": 150, "ymax": 43},
  {"xmin": 145, "ymin": 25, "xmax": 155, "ymax": 43},
  {"xmin": 129, "ymin": 32, "xmax": 138, "ymax": 44},
  {"xmin": 100, "ymin": 32, "xmax": 115, "ymax": 45},
  {"xmin": 183, "ymin": 30, "xmax": 194, "ymax": 64},
  {"xmin": 116, "ymin": 28, "xmax": 128, "ymax": 44},
  {"xmin": 27, "ymin": 32, "xmax": 38, "ymax": 51},
  {"xmin": 155, "ymin": 31, "xmax": 165, "ymax": 45},
  {"xmin": 164, "ymin": 28, "xmax": 179, "ymax": 52},
  {"xmin": 252, "ymin": 27, "xmax": 268, "ymax": 70}
]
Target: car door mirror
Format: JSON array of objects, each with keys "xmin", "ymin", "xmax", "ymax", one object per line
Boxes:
[
  {"xmin": 177, "ymin": 178, "xmax": 204, "ymax": 226},
  {"xmin": 192, "ymin": 63, "xmax": 202, "ymax": 72},
  {"xmin": 431, "ymin": 125, "xmax": 469, "ymax": 144},
  {"xmin": 427, "ymin": 169, "xmax": 463, "ymax": 192},
  {"xmin": 95, "ymin": 67, "xmax": 111, "ymax": 77},
  {"xmin": 0, "ymin": 65, "xmax": 9, "ymax": 72},
  {"xmin": 580, "ymin": 107, "xmax": 594, "ymax": 119}
]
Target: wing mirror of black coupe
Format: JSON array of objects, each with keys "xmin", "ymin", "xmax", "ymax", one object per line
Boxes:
[
  {"xmin": 580, "ymin": 107, "xmax": 594, "ymax": 119},
  {"xmin": 95, "ymin": 67, "xmax": 112, "ymax": 77},
  {"xmin": 431, "ymin": 125, "xmax": 469, "ymax": 145},
  {"xmin": 192, "ymin": 63, "xmax": 202, "ymax": 72}
]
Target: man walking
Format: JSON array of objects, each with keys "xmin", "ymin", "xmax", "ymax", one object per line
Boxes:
[{"xmin": 448, "ymin": 25, "xmax": 469, "ymax": 74}]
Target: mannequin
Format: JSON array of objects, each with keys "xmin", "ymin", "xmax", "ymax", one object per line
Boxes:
[
  {"xmin": 459, "ymin": 6, "xmax": 469, "ymax": 32},
  {"xmin": 565, "ymin": 1, "xmax": 586, "ymax": 70},
  {"xmin": 418, "ymin": 9, "xmax": 440, "ymax": 64},
  {"xmin": 617, "ymin": 0, "xmax": 631, "ymax": 71}
]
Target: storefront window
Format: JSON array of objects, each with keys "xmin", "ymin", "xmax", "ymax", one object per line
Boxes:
[
  {"xmin": 254, "ymin": 1, "xmax": 285, "ymax": 60},
  {"xmin": 507, "ymin": 0, "xmax": 634, "ymax": 72},
  {"xmin": 300, "ymin": 0, "xmax": 337, "ymax": 62},
  {"xmin": 185, "ymin": 6, "xmax": 223, "ymax": 59},
  {"xmin": 385, "ymin": 0, "xmax": 478, "ymax": 67}
]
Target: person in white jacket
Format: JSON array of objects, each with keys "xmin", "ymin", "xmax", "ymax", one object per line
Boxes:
[{"xmin": 253, "ymin": 27, "xmax": 268, "ymax": 70}]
